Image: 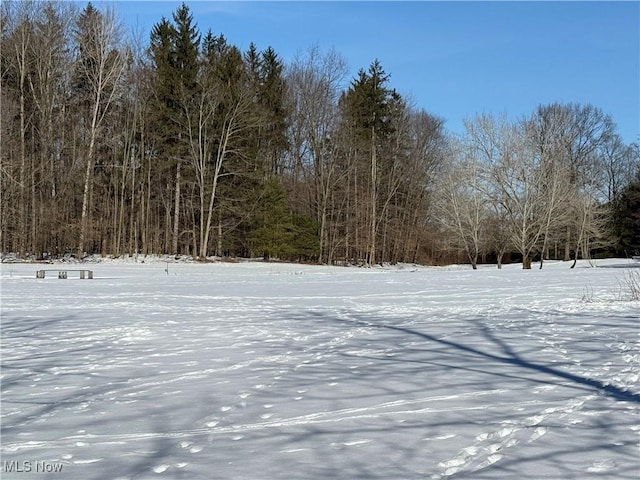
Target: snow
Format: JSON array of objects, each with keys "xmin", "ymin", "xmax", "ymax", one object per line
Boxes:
[{"xmin": 1, "ymin": 258, "xmax": 639, "ymax": 479}]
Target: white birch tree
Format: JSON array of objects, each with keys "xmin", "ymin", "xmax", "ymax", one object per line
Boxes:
[{"xmin": 73, "ymin": 4, "xmax": 126, "ymax": 256}]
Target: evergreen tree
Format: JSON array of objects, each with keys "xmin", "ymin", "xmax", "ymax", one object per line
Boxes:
[
  {"xmin": 172, "ymin": 3, "xmax": 199, "ymax": 98},
  {"xmin": 611, "ymin": 169, "xmax": 640, "ymax": 255},
  {"xmin": 194, "ymin": 31, "xmax": 251, "ymax": 259},
  {"xmin": 343, "ymin": 60, "xmax": 395, "ymax": 142},
  {"xmin": 148, "ymin": 3, "xmax": 200, "ymax": 254},
  {"xmin": 258, "ymin": 46, "xmax": 288, "ymax": 176},
  {"xmin": 340, "ymin": 60, "xmax": 402, "ymax": 264},
  {"xmin": 249, "ymin": 178, "xmax": 319, "ymax": 261},
  {"xmin": 149, "ymin": 18, "xmax": 177, "ymax": 146}
]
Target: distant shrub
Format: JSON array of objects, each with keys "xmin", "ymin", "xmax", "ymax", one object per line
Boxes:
[
  {"xmin": 580, "ymin": 284, "xmax": 595, "ymax": 303},
  {"xmin": 580, "ymin": 270, "xmax": 640, "ymax": 303},
  {"xmin": 619, "ymin": 270, "xmax": 640, "ymax": 301}
]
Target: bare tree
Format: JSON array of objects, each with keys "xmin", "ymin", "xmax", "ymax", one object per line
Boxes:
[
  {"xmin": 285, "ymin": 46, "xmax": 348, "ymax": 263},
  {"xmin": 186, "ymin": 84, "xmax": 256, "ymax": 259},
  {"xmin": 466, "ymin": 115, "xmax": 541, "ymax": 269},
  {"xmin": 524, "ymin": 112, "xmax": 575, "ymax": 268},
  {"xmin": 184, "ymin": 40, "xmax": 260, "ymax": 259},
  {"xmin": 2, "ymin": 1, "xmax": 36, "ymax": 256},
  {"xmin": 529, "ymin": 103, "xmax": 615, "ymax": 261},
  {"xmin": 397, "ymin": 110, "xmax": 446, "ymax": 264},
  {"xmin": 73, "ymin": 4, "xmax": 126, "ymax": 256},
  {"xmin": 437, "ymin": 136, "xmax": 488, "ymax": 269},
  {"xmin": 28, "ymin": 2, "xmax": 74, "ymax": 255},
  {"xmin": 598, "ymin": 134, "xmax": 638, "ymax": 203},
  {"xmin": 0, "ymin": 67, "xmax": 19, "ymax": 253}
]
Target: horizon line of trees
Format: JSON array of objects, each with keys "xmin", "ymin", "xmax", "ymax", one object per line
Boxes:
[{"xmin": 2, "ymin": 2, "xmax": 639, "ymax": 268}]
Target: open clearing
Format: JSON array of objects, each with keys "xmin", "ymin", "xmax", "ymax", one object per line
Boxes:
[{"xmin": 1, "ymin": 259, "xmax": 639, "ymax": 479}]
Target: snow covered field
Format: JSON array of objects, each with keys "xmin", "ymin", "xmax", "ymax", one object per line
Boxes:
[{"xmin": 1, "ymin": 258, "xmax": 639, "ymax": 479}]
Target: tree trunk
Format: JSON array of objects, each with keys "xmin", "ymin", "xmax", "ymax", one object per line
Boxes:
[
  {"xmin": 200, "ymin": 117, "xmax": 232, "ymax": 259},
  {"xmin": 19, "ymin": 54, "xmax": 26, "ymax": 257},
  {"xmin": 78, "ymin": 122, "xmax": 97, "ymax": 257},
  {"xmin": 217, "ymin": 213, "xmax": 223, "ymax": 257},
  {"xmin": 369, "ymin": 127, "xmax": 377, "ymax": 266},
  {"xmin": 319, "ymin": 204, "xmax": 327, "ymax": 264},
  {"xmin": 172, "ymin": 162, "xmax": 181, "ymax": 255}
]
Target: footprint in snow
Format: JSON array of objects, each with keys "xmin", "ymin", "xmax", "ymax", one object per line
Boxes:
[
  {"xmin": 529, "ymin": 426, "xmax": 547, "ymax": 442},
  {"xmin": 487, "ymin": 443, "xmax": 502, "ymax": 454},
  {"xmin": 587, "ymin": 459, "xmax": 616, "ymax": 472},
  {"xmin": 503, "ymin": 438, "xmax": 519, "ymax": 448},
  {"xmin": 533, "ymin": 385, "xmax": 556, "ymax": 394},
  {"xmin": 342, "ymin": 440, "xmax": 371, "ymax": 447},
  {"xmin": 497, "ymin": 426, "xmax": 515, "ymax": 438},
  {"xmin": 524, "ymin": 414, "xmax": 544, "ymax": 426},
  {"xmin": 443, "ymin": 465, "xmax": 463, "ymax": 476},
  {"xmin": 438, "ymin": 456, "xmax": 467, "ymax": 469},
  {"xmin": 476, "ymin": 453, "xmax": 502, "ymax": 469},
  {"xmin": 152, "ymin": 464, "xmax": 170, "ymax": 474},
  {"xmin": 463, "ymin": 446, "xmax": 479, "ymax": 455}
]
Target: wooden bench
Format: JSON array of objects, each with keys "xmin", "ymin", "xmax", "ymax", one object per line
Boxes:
[{"xmin": 36, "ymin": 269, "xmax": 93, "ymax": 279}]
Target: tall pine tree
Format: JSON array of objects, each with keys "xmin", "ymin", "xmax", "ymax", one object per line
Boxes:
[
  {"xmin": 340, "ymin": 60, "xmax": 400, "ymax": 264},
  {"xmin": 148, "ymin": 3, "xmax": 200, "ymax": 255}
]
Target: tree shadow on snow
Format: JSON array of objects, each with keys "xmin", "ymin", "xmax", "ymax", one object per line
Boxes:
[
  {"xmin": 1, "ymin": 313, "xmax": 188, "ymax": 480},
  {"xmin": 273, "ymin": 310, "xmax": 639, "ymax": 478},
  {"xmin": 323, "ymin": 313, "xmax": 640, "ymax": 404}
]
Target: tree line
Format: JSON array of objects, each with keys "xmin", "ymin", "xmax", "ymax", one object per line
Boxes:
[{"xmin": 2, "ymin": 2, "xmax": 638, "ymax": 267}]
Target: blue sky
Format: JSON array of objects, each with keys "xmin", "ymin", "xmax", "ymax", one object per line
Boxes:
[{"xmin": 109, "ymin": 1, "xmax": 639, "ymax": 144}]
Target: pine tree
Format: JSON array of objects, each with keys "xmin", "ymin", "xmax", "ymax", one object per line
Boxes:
[
  {"xmin": 148, "ymin": 3, "xmax": 200, "ymax": 255},
  {"xmin": 249, "ymin": 178, "xmax": 318, "ymax": 261},
  {"xmin": 340, "ymin": 60, "xmax": 401, "ymax": 264},
  {"xmin": 172, "ymin": 3, "xmax": 199, "ymax": 97},
  {"xmin": 343, "ymin": 60, "xmax": 395, "ymax": 141},
  {"xmin": 257, "ymin": 46, "xmax": 288, "ymax": 176},
  {"xmin": 149, "ymin": 18, "xmax": 177, "ymax": 142}
]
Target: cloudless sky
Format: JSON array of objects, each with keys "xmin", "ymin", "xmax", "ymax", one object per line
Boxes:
[{"xmin": 108, "ymin": 1, "xmax": 639, "ymax": 144}]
